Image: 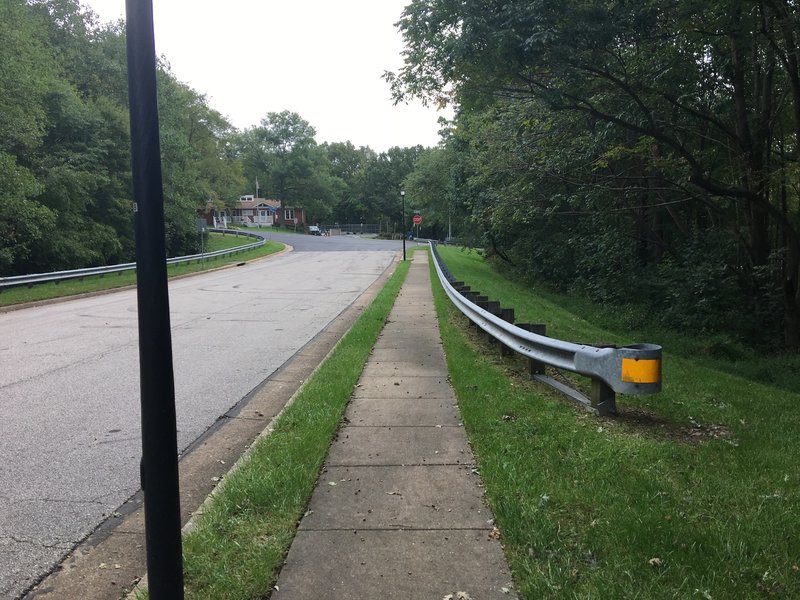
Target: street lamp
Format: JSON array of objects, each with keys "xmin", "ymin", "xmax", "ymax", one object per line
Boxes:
[{"xmin": 400, "ymin": 190, "xmax": 406, "ymax": 261}]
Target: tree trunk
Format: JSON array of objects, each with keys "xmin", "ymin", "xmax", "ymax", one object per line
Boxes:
[{"xmin": 786, "ymin": 235, "xmax": 800, "ymax": 349}]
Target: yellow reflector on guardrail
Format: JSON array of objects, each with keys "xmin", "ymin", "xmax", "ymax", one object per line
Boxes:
[{"xmin": 621, "ymin": 358, "xmax": 661, "ymax": 384}]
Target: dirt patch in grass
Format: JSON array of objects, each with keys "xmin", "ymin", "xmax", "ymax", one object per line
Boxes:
[
  {"xmin": 615, "ymin": 406, "xmax": 734, "ymax": 444},
  {"xmin": 462, "ymin": 319, "xmax": 734, "ymax": 445}
]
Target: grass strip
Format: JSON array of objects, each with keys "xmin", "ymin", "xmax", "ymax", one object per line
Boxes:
[
  {"xmin": 447, "ymin": 248, "xmax": 800, "ymax": 393},
  {"xmin": 431, "ymin": 246, "xmax": 799, "ymax": 599},
  {"xmin": 175, "ymin": 257, "xmax": 411, "ymax": 599},
  {"xmin": 0, "ymin": 235, "xmax": 283, "ymax": 308}
]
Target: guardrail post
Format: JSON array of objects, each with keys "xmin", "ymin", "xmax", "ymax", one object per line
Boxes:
[
  {"xmin": 462, "ymin": 291, "xmax": 479, "ymax": 327},
  {"xmin": 500, "ymin": 308, "xmax": 515, "ymax": 356},
  {"xmin": 591, "ymin": 379, "xmax": 617, "ymax": 416},
  {"xmin": 476, "ymin": 296, "xmax": 489, "ymax": 333},
  {"xmin": 486, "ymin": 301, "xmax": 501, "ymax": 343},
  {"xmin": 518, "ymin": 323, "xmax": 547, "ymax": 376}
]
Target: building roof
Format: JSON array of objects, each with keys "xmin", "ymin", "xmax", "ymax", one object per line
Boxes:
[{"xmin": 238, "ymin": 198, "xmax": 280, "ymax": 211}]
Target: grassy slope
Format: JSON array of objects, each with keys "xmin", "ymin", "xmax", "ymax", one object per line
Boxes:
[
  {"xmin": 433, "ymin": 246, "xmax": 799, "ymax": 599},
  {"xmin": 0, "ymin": 233, "xmax": 282, "ymax": 307}
]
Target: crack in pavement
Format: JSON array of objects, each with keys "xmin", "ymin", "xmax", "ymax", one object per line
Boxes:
[
  {"xmin": 4, "ymin": 495, "xmax": 112, "ymax": 507},
  {"xmin": 3, "ymin": 535, "xmax": 75, "ymax": 550}
]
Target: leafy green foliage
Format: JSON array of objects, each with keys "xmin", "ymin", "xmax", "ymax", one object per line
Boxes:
[
  {"xmin": 0, "ymin": 0, "xmax": 248, "ymax": 275},
  {"xmin": 233, "ymin": 111, "xmax": 335, "ymax": 224},
  {"xmin": 0, "ymin": 153, "xmax": 53, "ymax": 271},
  {"xmin": 394, "ymin": 0, "xmax": 800, "ymax": 350},
  {"xmin": 157, "ymin": 69, "xmax": 245, "ymax": 256},
  {"xmin": 1, "ymin": 0, "xmax": 437, "ymax": 278},
  {"xmin": 360, "ymin": 145, "xmax": 426, "ymax": 225}
]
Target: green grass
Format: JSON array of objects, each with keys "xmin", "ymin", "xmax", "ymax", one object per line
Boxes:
[
  {"xmin": 481, "ymin": 250, "xmax": 800, "ymax": 395},
  {"xmin": 431, "ymin": 245, "xmax": 800, "ymax": 599},
  {"xmin": 206, "ymin": 231, "xmax": 262, "ymax": 251},
  {"xmin": 173, "ymin": 257, "xmax": 411, "ymax": 599},
  {"xmin": 0, "ymin": 234, "xmax": 283, "ymax": 308}
]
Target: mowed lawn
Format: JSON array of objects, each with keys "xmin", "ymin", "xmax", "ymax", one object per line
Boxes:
[
  {"xmin": 0, "ymin": 232, "xmax": 282, "ymax": 308},
  {"xmin": 432, "ymin": 245, "xmax": 799, "ymax": 599}
]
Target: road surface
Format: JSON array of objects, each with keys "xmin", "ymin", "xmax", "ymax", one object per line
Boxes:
[{"xmin": 0, "ymin": 236, "xmax": 401, "ymax": 598}]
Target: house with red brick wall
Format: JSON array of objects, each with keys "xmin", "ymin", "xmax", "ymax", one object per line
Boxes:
[{"xmin": 275, "ymin": 206, "xmax": 308, "ymax": 229}]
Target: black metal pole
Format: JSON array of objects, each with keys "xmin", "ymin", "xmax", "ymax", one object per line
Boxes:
[
  {"xmin": 401, "ymin": 190, "xmax": 406, "ymax": 261},
  {"xmin": 125, "ymin": 1, "xmax": 184, "ymax": 597}
]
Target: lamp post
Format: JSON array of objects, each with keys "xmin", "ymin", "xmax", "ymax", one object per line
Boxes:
[
  {"xmin": 126, "ymin": 0, "xmax": 184, "ymax": 596},
  {"xmin": 400, "ymin": 190, "xmax": 406, "ymax": 261}
]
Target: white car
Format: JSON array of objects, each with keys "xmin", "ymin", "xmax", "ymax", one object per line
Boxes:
[{"xmin": 308, "ymin": 225, "xmax": 322, "ymax": 235}]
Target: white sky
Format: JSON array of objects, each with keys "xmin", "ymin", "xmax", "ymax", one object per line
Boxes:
[{"xmin": 82, "ymin": 0, "xmax": 450, "ymax": 152}]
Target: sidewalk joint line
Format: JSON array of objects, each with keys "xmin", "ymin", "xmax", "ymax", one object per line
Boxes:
[
  {"xmin": 324, "ymin": 462, "xmax": 476, "ymax": 468},
  {"xmin": 297, "ymin": 527, "xmax": 494, "ymax": 533}
]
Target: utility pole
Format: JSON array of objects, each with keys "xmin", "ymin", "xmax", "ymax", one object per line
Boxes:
[
  {"xmin": 400, "ymin": 190, "xmax": 406, "ymax": 261},
  {"xmin": 448, "ymin": 205, "xmax": 452, "ymax": 241},
  {"xmin": 125, "ymin": 0, "xmax": 184, "ymax": 597}
]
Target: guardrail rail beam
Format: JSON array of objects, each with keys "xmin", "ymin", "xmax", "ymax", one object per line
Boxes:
[{"xmin": 430, "ymin": 242, "xmax": 662, "ymax": 414}]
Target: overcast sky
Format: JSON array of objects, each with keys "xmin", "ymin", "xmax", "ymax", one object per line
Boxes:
[{"xmin": 82, "ymin": 0, "xmax": 450, "ymax": 152}]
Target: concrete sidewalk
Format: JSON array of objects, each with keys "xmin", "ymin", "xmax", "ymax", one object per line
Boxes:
[{"xmin": 273, "ymin": 252, "xmax": 517, "ymax": 599}]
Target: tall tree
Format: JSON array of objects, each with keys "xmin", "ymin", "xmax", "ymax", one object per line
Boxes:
[
  {"xmin": 0, "ymin": 0, "xmax": 58, "ymax": 273},
  {"xmin": 361, "ymin": 145, "xmax": 426, "ymax": 230},
  {"xmin": 235, "ymin": 111, "xmax": 337, "ymax": 223},
  {"xmin": 391, "ymin": 0, "xmax": 800, "ymax": 348},
  {"xmin": 157, "ymin": 68, "xmax": 245, "ymax": 255},
  {"xmin": 322, "ymin": 141, "xmax": 373, "ymax": 224},
  {"xmin": 403, "ymin": 144, "xmax": 463, "ymax": 241}
]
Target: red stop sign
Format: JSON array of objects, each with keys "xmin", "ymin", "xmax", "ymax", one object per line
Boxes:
[{"xmin": 412, "ymin": 214, "xmax": 422, "ymax": 225}]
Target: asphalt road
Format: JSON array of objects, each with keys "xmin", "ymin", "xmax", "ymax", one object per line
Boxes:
[
  {"xmin": 0, "ymin": 236, "xmax": 402, "ymax": 599},
  {"xmin": 254, "ymin": 230, "xmax": 409, "ymax": 252}
]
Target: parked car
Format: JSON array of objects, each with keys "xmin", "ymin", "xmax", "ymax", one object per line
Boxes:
[{"xmin": 308, "ymin": 225, "xmax": 321, "ymax": 235}]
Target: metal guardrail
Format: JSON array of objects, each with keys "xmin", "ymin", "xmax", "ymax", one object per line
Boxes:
[
  {"xmin": 0, "ymin": 228, "xmax": 264, "ymax": 290},
  {"xmin": 430, "ymin": 242, "xmax": 662, "ymax": 415}
]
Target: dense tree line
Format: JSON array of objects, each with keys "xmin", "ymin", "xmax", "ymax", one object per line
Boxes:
[
  {"xmin": 0, "ymin": 0, "xmax": 425, "ymax": 277},
  {"xmin": 0, "ymin": 0, "xmax": 246, "ymax": 274},
  {"xmin": 7, "ymin": 0, "xmax": 798, "ymax": 351},
  {"xmin": 390, "ymin": 0, "xmax": 800, "ymax": 351},
  {"xmin": 233, "ymin": 112, "xmax": 425, "ymax": 229}
]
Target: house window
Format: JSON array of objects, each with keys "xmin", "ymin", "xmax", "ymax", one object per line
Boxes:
[{"xmin": 285, "ymin": 209, "xmax": 295, "ymax": 221}]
